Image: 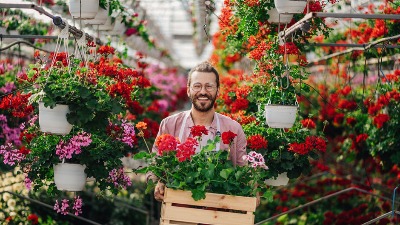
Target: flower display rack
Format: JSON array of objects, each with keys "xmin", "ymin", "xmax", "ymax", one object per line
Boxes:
[{"xmin": 160, "ymin": 188, "xmax": 257, "ymax": 225}]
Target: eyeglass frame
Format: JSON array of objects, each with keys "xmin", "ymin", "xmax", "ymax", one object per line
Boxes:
[{"xmin": 189, "ymin": 82, "xmax": 218, "ymax": 92}]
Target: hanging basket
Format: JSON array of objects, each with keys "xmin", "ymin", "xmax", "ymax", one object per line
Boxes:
[
  {"xmin": 54, "ymin": 163, "xmax": 87, "ymax": 191},
  {"xmin": 274, "ymin": 0, "xmax": 307, "ymax": 14},
  {"xmin": 68, "ymin": 0, "xmax": 99, "ymax": 19},
  {"xmin": 39, "ymin": 102, "xmax": 73, "ymax": 135},
  {"xmin": 264, "ymin": 104, "xmax": 298, "ymax": 128},
  {"xmin": 83, "ymin": 6, "xmax": 108, "ymax": 25},
  {"xmin": 267, "ymin": 8, "xmax": 294, "ymax": 24},
  {"xmin": 265, "ymin": 172, "xmax": 290, "ymax": 186}
]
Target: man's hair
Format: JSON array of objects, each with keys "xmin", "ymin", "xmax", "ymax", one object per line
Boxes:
[{"xmin": 187, "ymin": 61, "xmax": 220, "ymax": 88}]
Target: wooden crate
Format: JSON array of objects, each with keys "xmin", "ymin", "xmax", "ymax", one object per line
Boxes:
[{"xmin": 160, "ymin": 187, "xmax": 257, "ymax": 225}]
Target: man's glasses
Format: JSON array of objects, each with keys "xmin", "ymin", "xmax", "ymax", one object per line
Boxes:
[{"xmin": 191, "ymin": 83, "xmax": 217, "ymax": 92}]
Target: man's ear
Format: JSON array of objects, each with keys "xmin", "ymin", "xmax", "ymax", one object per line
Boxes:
[{"xmin": 187, "ymin": 86, "xmax": 190, "ymax": 97}]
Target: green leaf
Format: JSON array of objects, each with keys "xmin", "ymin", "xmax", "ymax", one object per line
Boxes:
[
  {"xmin": 220, "ymin": 168, "xmax": 233, "ymax": 179},
  {"xmin": 191, "ymin": 189, "xmax": 206, "ymax": 201},
  {"xmin": 134, "ymin": 151, "xmax": 151, "ymax": 160},
  {"xmin": 262, "ymin": 190, "xmax": 274, "ymax": 202}
]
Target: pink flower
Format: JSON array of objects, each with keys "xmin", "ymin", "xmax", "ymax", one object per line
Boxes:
[{"xmin": 72, "ymin": 196, "xmax": 83, "ymax": 216}]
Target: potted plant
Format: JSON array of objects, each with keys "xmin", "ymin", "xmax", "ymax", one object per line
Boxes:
[
  {"xmin": 22, "ymin": 46, "xmax": 137, "ymax": 133},
  {"xmin": 134, "ymin": 125, "xmax": 272, "ymax": 224},
  {"xmin": 243, "ymin": 115, "xmax": 327, "ymax": 182},
  {"xmin": 18, "ymin": 116, "xmax": 135, "ymax": 215},
  {"xmin": 247, "ymin": 39, "xmax": 307, "ymax": 129}
]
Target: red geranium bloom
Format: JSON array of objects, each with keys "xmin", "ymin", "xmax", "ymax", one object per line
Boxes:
[
  {"xmin": 373, "ymin": 114, "xmax": 390, "ymax": 129},
  {"xmin": 27, "ymin": 214, "xmax": 39, "ymax": 225},
  {"xmin": 190, "ymin": 125, "xmax": 209, "ymax": 138},
  {"xmin": 176, "ymin": 138, "xmax": 198, "ymax": 162},
  {"xmin": 247, "ymin": 134, "xmax": 268, "ymax": 150},
  {"xmin": 305, "ymin": 136, "xmax": 327, "ymax": 153},
  {"xmin": 301, "ymin": 118, "xmax": 316, "ymax": 129},
  {"xmin": 221, "ymin": 130, "xmax": 237, "ymax": 145},
  {"xmin": 288, "ymin": 142, "xmax": 309, "ymax": 155},
  {"xmin": 356, "ymin": 134, "xmax": 369, "ymax": 143},
  {"xmin": 155, "ymin": 134, "xmax": 179, "ymax": 156}
]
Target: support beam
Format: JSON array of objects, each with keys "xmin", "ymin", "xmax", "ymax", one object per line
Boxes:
[
  {"xmin": 279, "ymin": 12, "xmax": 400, "ymax": 40},
  {"xmin": 0, "ymin": 3, "xmax": 102, "ymax": 45}
]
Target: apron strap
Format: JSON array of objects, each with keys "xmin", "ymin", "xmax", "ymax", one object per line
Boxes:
[
  {"xmin": 179, "ymin": 111, "xmax": 190, "ymax": 142},
  {"xmin": 215, "ymin": 112, "xmax": 221, "ymax": 151}
]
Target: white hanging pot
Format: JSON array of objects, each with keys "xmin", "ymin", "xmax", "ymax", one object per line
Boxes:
[
  {"xmin": 54, "ymin": 163, "xmax": 87, "ymax": 191},
  {"xmin": 39, "ymin": 102, "xmax": 73, "ymax": 135},
  {"xmin": 274, "ymin": 0, "xmax": 307, "ymax": 14},
  {"xmin": 267, "ymin": 8, "xmax": 294, "ymax": 24},
  {"xmin": 265, "ymin": 104, "xmax": 298, "ymax": 128},
  {"xmin": 83, "ymin": 7, "xmax": 108, "ymax": 25},
  {"xmin": 68, "ymin": 0, "xmax": 99, "ymax": 19},
  {"xmin": 265, "ymin": 172, "xmax": 290, "ymax": 186},
  {"xmin": 83, "ymin": 0, "xmax": 109, "ymax": 25}
]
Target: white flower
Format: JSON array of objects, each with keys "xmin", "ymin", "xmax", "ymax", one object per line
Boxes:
[
  {"xmin": 2, "ymin": 178, "xmax": 10, "ymax": 186},
  {"xmin": 13, "ymin": 183, "xmax": 24, "ymax": 192},
  {"xmin": 249, "ymin": 151, "xmax": 258, "ymax": 157},
  {"xmin": 242, "ymin": 155, "xmax": 250, "ymax": 161},
  {"xmin": 2, "ymin": 193, "xmax": 11, "ymax": 202},
  {"xmin": 7, "ymin": 199, "xmax": 16, "ymax": 208},
  {"xmin": 0, "ymin": 212, "xmax": 5, "ymax": 220},
  {"xmin": 248, "ymin": 156, "xmax": 255, "ymax": 163},
  {"xmin": 9, "ymin": 211, "xmax": 17, "ymax": 217}
]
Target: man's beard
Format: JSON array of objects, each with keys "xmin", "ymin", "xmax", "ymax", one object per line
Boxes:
[{"xmin": 189, "ymin": 93, "xmax": 217, "ymax": 112}]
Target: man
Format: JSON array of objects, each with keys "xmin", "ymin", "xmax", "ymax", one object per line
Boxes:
[{"xmin": 148, "ymin": 61, "xmax": 247, "ymax": 201}]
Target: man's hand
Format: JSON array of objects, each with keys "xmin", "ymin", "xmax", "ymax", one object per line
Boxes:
[{"xmin": 154, "ymin": 181, "xmax": 165, "ymax": 202}]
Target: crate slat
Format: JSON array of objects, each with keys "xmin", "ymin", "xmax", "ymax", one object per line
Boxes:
[
  {"xmin": 161, "ymin": 203, "xmax": 254, "ymax": 225},
  {"xmin": 163, "ymin": 188, "xmax": 257, "ymax": 212}
]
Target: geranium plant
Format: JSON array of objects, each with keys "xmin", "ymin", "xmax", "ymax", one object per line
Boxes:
[
  {"xmin": 22, "ymin": 46, "xmax": 139, "ymax": 130},
  {"xmin": 243, "ymin": 112, "xmax": 327, "ymax": 179},
  {"xmin": 134, "ymin": 125, "xmax": 272, "ymax": 201}
]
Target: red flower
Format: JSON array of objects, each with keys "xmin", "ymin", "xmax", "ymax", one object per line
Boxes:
[
  {"xmin": 346, "ymin": 117, "xmax": 357, "ymax": 125},
  {"xmin": 27, "ymin": 214, "xmax": 39, "ymax": 225},
  {"xmin": 19, "ymin": 146, "xmax": 31, "ymax": 155},
  {"xmin": 98, "ymin": 45, "xmax": 115, "ymax": 55},
  {"xmin": 222, "ymin": 131, "xmax": 237, "ymax": 145},
  {"xmin": 301, "ymin": 118, "xmax": 316, "ymax": 129},
  {"xmin": 247, "ymin": 134, "xmax": 267, "ymax": 150},
  {"xmin": 190, "ymin": 125, "xmax": 209, "ymax": 138},
  {"xmin": 125, "ymin": 27, "xmax": 138, "ymax": 36},
  {"xmin": 356, "ymin": 134, "xmax": 368, "ymax": 143},
  {"xmin": 288, "ymin": 142, "xmax": 309, "ymax": 155},
  {"xmin": 373, "ymin": 114, "xmax": 390, "ymax": 129},
  {"xmin": 230, "ymin": 98, "xmax": 249, "ymax": 113},
  {"xmin": 338, "ymin": 99, "xmax": 358, "ymax": 110},
  {"xmin": 176, "ymin": 138, "xmax": 198, "ymax": 162},
  {"xmin": 155, "ymin": 134, "xmax": 179, "ymax": 155},
  {"xmin": 306, "ymin": 136, "xmax": 327, "ymax": 152},
  {"xmin": 277, "ymin": 42, "xmax": 299, "ymax": 55},
  {"xmin": 333, "ymin": 113, "xmax": 344, "ymax": 126}
]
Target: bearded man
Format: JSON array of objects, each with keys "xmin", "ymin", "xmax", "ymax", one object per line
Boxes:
[{"xmin": 147, "ymin": 61, "xmax": 247, "ymax": 202}]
